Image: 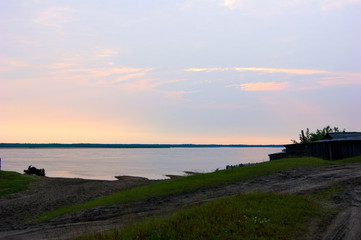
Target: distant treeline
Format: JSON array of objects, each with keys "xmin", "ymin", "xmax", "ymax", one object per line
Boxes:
[{"xmin": 0, "ymin": 143, "xmax": 283, "ymax": 148}]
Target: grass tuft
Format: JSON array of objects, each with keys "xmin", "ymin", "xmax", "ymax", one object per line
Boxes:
[{"xmin": 0, "ymin": 171, "xmax": 35, "ymax": 197}]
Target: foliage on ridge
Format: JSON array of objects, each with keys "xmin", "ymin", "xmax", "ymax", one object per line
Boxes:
[{"xmin": 292, "ymin": 125, "xmax": 344, "ymax": 143}]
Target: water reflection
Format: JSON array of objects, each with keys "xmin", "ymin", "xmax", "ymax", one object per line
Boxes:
[{"xmin": 0, "ymin": 147, "xmax": 282, "ymax": 180}]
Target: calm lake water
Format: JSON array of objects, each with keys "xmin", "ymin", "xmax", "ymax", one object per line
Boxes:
[{"xmin": 0, "ymin": 147, "xmax": 282, "ymax": 180}]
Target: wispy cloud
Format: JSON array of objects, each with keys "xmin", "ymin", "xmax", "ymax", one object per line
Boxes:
[
  {"xmin": 160, "ymin": 90, "xmax": 198, "ymax": 101},
  {"xmin": 1, "ymin": 59, "xmax": 29, "ymax": 68},
  {"xmin": 42, "ymin": 66, "xmax": 153, "ymax": 87},
  {"xmin": 46, "ymin": 62, "xmax": 75, "ymax": 69},
  {"xmin": 317, "ymin": 74, "xmax": 361, "ymax": 86},
  {"xmin": 185, "ymin": 67, "xmax": 233, "ymax": 72},
  {"xmin": 185, "ymin": 67, "xmax": 328, "ymax": 75},
  {"xmin": 297, "ymin": 74, "xmax": 361, "ymax": 90},
  {"xmin": 192, "ymin": 103, "xmax": 246, "ymax": 109},
  {"xmin": 113, "ymin": 72, "xmax": 148, "ymax": 83},
  {"xmin": 59, "ymin": 67, "xmax": 152, "ymax": 79},
  {"xmin": 97, "ymin": 49, "xmax": 120, "ymax": 57},
  {"xmin": 235, "ymin": 68, "xmax": 328, "ymax": 75},
  {"xmin": 239, "ymin": 82, "xmax": 288, "ymax": 91},
  {"xmin": 0, "ymin": 59, "xmax": 30, "ymax": 72},
  {"xmin": 120, "ymin": 78, "xmax": 156, "ymax": 92},
  {"xmin": 120, "ymin": 78, "xmax": 178, "ymax": 91},
  {"xmin": 120, "ymin": 78, "xmax": 197, "ymax": 101},
  {"xmin": 33, "ymin": 7, "xmax": 76, "ymax": 28}
]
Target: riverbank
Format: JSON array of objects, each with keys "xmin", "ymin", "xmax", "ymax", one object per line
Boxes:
[
  {"xmin": 1, "ymin": 159, "xmax": 361, "ymax": 239},
  {"xmin": 0, "ymin": 175, "xmax": 158, "ymax": 233}
]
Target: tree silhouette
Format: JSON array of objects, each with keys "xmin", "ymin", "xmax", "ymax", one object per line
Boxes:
[{"xmin": 292, "ymin": 126, "xmax": 344, "ymax": 143}]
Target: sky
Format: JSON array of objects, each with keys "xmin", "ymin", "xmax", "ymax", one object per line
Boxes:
[{"xmin": 1, "ymin": 0, "xmax": 360, "ymax": 144}]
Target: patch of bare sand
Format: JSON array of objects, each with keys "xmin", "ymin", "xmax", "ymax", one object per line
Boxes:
[{"xmin": 2, "ymin": 163, "xmax": 361, "ymax": 240}]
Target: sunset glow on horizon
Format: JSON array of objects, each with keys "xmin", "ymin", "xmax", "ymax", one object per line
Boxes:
[{"xmin": 1, "ymin": 0, "xmax": 360, "ymax": 145}]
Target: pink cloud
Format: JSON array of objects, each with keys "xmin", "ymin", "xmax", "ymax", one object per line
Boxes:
[
  {"xmin": 47, "ymin": 66, "xmax": 152, "ymax": 86},
  {"xmin": 297, "ymin": 74, "xmax": 361, "ymax": 90},
  {"xmin": 121, "ymin": 79, "xmax": 157, "ymax": 91},
  {"xmin": 192, "ymin": 103, "xmax": 246, "ymax": 109},
  {"xmin": 185, "ymin": 67, "xmax": 232, "ymax": 72},
  {"xmin": 234, "ymin": 67, "xmax": 328, "ymax": 75},
  {"xmin": 160, "ymin": 90, "xmax": 198, "ymax": 101},
  {"xmin": 33, "ymin": 7, "xmax": 76, "ymax": 28},
  {"xmin": 113, "ymin": 72, "xmax": 148, "ymax": 83},
  {"xmin": 97, "ymin": 49, "xmax": 120, "ymax": 57},
  {"xmin": 61, "ymin": 67, "xmax": 152, "ymax": 78},
  {"xmin": 185, "ymin": 67, "xmax": 328, "ymax": 75},
  {"xmin": 318, "ymin": 75, "xmax": 361, "ymax": 86},
  {"xmin": 119, "ymin": 78, "xmax": 197, "ymax": 101},
  {"xmin": 0, "ymin": 59, "xmax": 30, "ymax": 71},
  {"xmin": 239, "ymin": 82, "xmax": 288, "ymax": 91}
]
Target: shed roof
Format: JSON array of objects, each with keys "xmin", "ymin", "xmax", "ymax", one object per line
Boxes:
[
  {"xmin": 323, "ymin": 132, "xmax": 361, "ymax": 141},
  {"xmin": 284, "ymin": 132, "xmax": 361, "ymax": 147}
]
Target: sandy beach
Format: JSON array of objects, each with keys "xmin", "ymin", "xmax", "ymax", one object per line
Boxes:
[{"xmin": 1, "ymin": 163, "xmax": 361, "ymax": 239}]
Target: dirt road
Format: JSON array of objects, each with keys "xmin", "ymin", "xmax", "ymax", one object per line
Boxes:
[{"xmin": 1, "ymin": 163, "xmax": 361, "ymax": 240}]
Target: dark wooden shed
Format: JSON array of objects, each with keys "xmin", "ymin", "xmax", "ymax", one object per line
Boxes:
[{"xmin": 270, "ymin": 132, "xmax": 361, "ymax": 160}]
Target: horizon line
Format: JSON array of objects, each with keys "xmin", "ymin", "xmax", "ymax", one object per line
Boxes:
[{"xmin": 0, "ymin": 143, "xmax": 284, "ymax": 148}]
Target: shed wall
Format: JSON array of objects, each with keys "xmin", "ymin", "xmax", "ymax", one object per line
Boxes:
[{"xmin": 284, "ymin": 140, "xmax": 361, "ymax": 160}]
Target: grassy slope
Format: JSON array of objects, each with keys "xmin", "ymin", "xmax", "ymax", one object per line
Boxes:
[
  {"xmin": 80, "ymin": 185, "xmax": 344, "ymax": 240},
  {"xmin": 78, "ymin": 192, "xmax": 330, "ymax": 240},
  {"xmin": 37, "ymin": 157, "xmax": 331, "ymax": 221},
  {"xmin": 0, "ymin": 171, "xmax": 35, "ymax": 197},
  {"xmin": 77, "ymin": 168, "xmax": 348, "ymax": 240}
]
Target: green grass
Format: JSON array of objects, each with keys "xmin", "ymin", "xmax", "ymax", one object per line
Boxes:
[
  {"xmin": 311, "ymin": 185, "xmax": 344, "ymax": 201},
  {"xmin": 77, "ymin": 183, "xmax": 344, "ymax": 240},
  {"xmin": 0, "ymin": 171, "xmax": 35, "ymax": 197},
  {"xmin": 77, "ymin": 192, "xmax": 323, "ymax": 240},
  {"xmin": 334, "ymin": 155, "xmax": 361, "ymax": 163},
  {"xmin": 309, "ymin": 184, "xmax": 345, "ymax": 235},
  {"xmin": 37, "ymin": 157, "xmax": 331, "ymax": 222}
]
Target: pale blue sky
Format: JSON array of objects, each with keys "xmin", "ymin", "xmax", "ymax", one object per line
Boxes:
[{"xmin": 1, "ymin": 0, "xmax": 360, "ymax": 144}]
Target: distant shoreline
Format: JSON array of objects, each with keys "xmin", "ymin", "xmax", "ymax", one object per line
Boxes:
[{"xmin": 0, "ymin": 143, "xmax": 283, "ymax": 148}]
